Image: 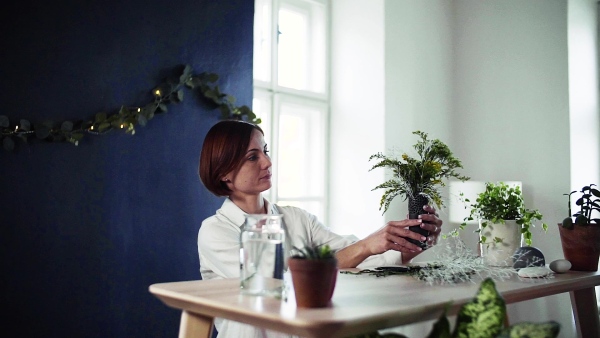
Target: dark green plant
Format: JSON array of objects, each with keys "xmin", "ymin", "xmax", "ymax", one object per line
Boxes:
[
  {"xmin": 291, "ymin": 244, "xmax": 335, "ymax": 260},
  {"xmin": 460, "ymin": 182, "xmax": 548, "ymax": 246},
  {"xmin": 369, "ymin": 130, "xmax": 470, "ymax": 215},
  {"xmin": 561, "ymin": 184, "xmax": 600, "ymax": 229},
  {"xmin": 0, "ymin": 64, "xmax": 259, "ymax": 151}
]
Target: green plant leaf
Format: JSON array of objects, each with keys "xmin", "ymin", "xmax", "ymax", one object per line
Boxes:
[
  {"xmin": 496, "ymin": 321, "xmax": 560, "ymax": 338},
  {"xmin": 452, "ymin": 278, "xmax": 506, "ymax": 338}
]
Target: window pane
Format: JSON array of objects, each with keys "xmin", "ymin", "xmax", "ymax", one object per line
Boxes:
[
  {"xmin": 277, "ymin": 99, "xmax": 325, "ymax": 199},
  {"xmin": 253, "ymin": 0, "xmax": 272, "ymax": 82},
  {"xmin": 278, "ymin": 0, "xmax": 326, "ymax": 93}
]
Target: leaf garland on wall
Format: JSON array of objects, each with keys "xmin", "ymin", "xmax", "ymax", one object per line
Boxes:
[{"xmin": 0, "ymin": 64, "xmax": 260, "ymax": 152}]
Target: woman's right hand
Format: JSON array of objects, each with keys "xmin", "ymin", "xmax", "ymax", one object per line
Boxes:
[
  {"xmin": 335, "ymin": 219, "xmax": 426, "ymax": 268},
  {"xmin": 361, "ymin": 219, "xmax": 427, "ymax": 256}
]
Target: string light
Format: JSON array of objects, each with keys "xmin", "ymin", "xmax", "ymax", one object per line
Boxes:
[{"xmin": 0, "ymin": 65, "xmax": 259, "ymax": 152}]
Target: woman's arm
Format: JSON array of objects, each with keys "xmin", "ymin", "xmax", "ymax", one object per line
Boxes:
[{"xmin": 336, "ymin": 205, "xmax": 443, "ymax": 268}]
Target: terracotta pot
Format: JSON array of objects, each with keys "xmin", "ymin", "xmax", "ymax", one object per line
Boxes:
[
  {"xmin": 558, "ymin": 223, "xmax": 600, "ymax": 271},
  {"xmin": 287, "ymin": 257, "xmax": 338, "ymax": 308}
]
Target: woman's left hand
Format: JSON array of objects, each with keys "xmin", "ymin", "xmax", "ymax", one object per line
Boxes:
[{"xmin": 418, "ymin": 205, "xmax": 443, "ymax": 247}]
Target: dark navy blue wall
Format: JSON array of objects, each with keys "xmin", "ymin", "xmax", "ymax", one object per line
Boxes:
[{"xmin": 0, "ymin": 1, "xmax": 252, "ymax": 337}]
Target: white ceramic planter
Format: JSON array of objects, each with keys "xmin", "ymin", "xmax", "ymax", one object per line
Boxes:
[{"xmin": 479, "ymin": 220, "xmax": 522, "ymax": 266}]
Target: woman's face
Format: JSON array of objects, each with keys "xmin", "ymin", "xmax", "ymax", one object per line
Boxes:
[{"xmin": 224, "ymin": 129, "xmax": 272, "ymax": 197}]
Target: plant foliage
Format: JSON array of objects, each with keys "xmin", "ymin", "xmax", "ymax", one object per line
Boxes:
[
  {"xmin": 349, "ymin": 277, "xmax": 559, "ymax": 338},
  {"xmin": 291, "ymin": 244, "xmax": 335, "ymax": 260},
  {"xmin": 369, "ymin": 130, "xmax": 470, "ymax": 214},
  {"xmin": 0, "ymin": 64, "xmax": 260, "ymax": 151},
  {"xmin": 460, "ymin": 182, "xmax": 547, "ymax": 246},
  {"xmin": 561, "ymin": 184, "xmax": 600, "ymax": 229}
]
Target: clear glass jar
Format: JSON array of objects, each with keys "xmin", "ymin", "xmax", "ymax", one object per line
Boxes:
[{"xmin": 240, "ymin": 214, "xmax": 285, "ymax": 297}]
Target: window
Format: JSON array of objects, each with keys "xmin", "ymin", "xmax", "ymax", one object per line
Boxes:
[{"xmin": 253, "ymin": 0, "xmax": 329, "ymax": 223}]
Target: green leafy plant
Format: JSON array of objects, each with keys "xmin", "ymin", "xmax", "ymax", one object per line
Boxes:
[
  {"xmin": 561, "ymin": 184, "xmax": 600, "ymax": 229},
  {"xmin": 0, "ymin": 64, "xmax": 259, "ymax": 152},
  {"xmin": 291, "ymin": 244, "xmax": 335, "ymax": 260},
  {"xmin": 460, "ymin": 182, "xmax": 548, "ymax": 246},
  {"xmin": 350, "ymin": 278, "xmax": 560, "ymax": 338},
  {"xmin": 369, "ymin": 130, "xmax": 470, "ymax": 215}
]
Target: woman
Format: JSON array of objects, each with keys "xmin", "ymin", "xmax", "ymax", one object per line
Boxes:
[{"xmin": 198, "ymin": 120, "xmax": 443, "ymax": 337}]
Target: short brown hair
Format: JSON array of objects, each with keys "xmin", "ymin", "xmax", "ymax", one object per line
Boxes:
[{"xmin": 199, "ymin": 120, "xmax": 264, "ymax": 196}]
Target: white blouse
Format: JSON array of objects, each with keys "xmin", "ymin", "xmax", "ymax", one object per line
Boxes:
[{"xmin": 198, "ymin": 197, "xmax": 402, "ymax": 337}]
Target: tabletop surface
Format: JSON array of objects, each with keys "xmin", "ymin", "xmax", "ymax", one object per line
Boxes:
[{"xmin": 149, "ymin": 269, "xmax": 600, "ymax": 337}]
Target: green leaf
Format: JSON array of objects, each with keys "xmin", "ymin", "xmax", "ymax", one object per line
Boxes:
[
  {"xmin": 20, "ymin": 119, "xmax": 31, "ymax": 131},
  {"xmin": 426, "ymin": 304, "xmax": 452, "ymax": 338},
  {"xmin": 95, "ymin": 112, "xmax": 107, "ymax": 123},
  {"xmin": 180, "ymin": 64, "xmax": 193, "ymax": 83},
  {"xmin": 496, "ymin": 321, "xmax": 560, "ymax": 338},
  {"xmin": 34, "ymin": 124, "xmax": 50, "ymax": 139},
  {"xmin": 98, "ymin": 122, "xmax": 111, "ymax": 132},
  {"xmin": 175, "ymin": 89, "xmax": 184, "ymax": 102},
  {"xmin": 61, "ymin": 121, "xmax": 73, "ymax": 132},
  {"xmin": 452, "ymin": 278, "xmax": 506, "ymax": 338},
  {"xmin": 137, "ymin": 114, "xmax": 148, "ymax": 127}
]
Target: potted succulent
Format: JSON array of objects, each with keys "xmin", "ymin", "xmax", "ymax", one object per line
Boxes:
[
  {"xmin": 460, "ymin": 182, "xmax": 548, "ymax": 266},
  {"xmin": 559, "ymin": 184, "xmax": 600, "ymax": 271},
  {"xmin": 369, "ymin": 130, "xmax": 470, "ymax": 249},
  {"xmin": 287, "ymin": 244, "xmax": 338, "ymax": 308}
]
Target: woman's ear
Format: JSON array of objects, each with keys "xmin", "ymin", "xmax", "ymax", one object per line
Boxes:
[{"xmin": 221, "ymin": 177, "xmax": 230, "ymax": 182}]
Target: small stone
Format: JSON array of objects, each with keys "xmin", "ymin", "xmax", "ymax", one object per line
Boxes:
[
  {"xmin": 518, "ymin": 266, "xmax": 553, "ymax": 278},
  {"xmin": 549, "ymin": 259, "xmax": 571, "ymax": 273}
]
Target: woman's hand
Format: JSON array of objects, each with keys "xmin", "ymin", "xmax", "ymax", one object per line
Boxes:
[{"xmin": 335, "ymin": 205, "xmax": 444, "ymax": 268}]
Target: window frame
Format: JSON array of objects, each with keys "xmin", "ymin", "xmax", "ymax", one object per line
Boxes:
[{"xmin": 253, "ymin": 0, "xmax": 331, "ymax": 225}]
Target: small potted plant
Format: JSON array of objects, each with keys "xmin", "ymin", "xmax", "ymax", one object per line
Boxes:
[
  {"xmin": 287, "ymin": 244, "xmax": 338, "ymax": 308},
  {"xmin": 369, "ymin": 130, "xmax": 470, "ymax": 249},
  {"xmin": 559, "ymin": 184, "xmax": 600, "ymax": 271},
  {"xmin": 460, "ymin": 182, "xmax": 548, "ymax": 266}
]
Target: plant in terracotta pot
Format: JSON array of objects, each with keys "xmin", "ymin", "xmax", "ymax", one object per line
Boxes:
[
  {"xmin": 559, "ymin": 184, "xmax": 600, "ymax": 271},
  {"xmin": 287, "ymin": 244, "xmax": 338, "ymax": 308},
  {"xmin": 460, "ymin": 182, "xmax": 548, "ymax": 266},
  {"xmin": 369, "ymin": 130, "xmax": 470, "ymax": 249}
]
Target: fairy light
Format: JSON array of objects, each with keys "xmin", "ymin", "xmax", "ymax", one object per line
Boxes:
[{"xmin": 1, "ymin": 65, "xmax": 258, "ymax": 152}]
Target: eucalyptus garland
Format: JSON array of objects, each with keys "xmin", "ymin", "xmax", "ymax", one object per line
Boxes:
[{"xmin": 0, "ymin": 64, "xmax": 260, "ymax": 152}]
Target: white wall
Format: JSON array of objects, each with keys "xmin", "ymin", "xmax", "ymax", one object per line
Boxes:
[
  {"xmin": 330, "ymin": 0, "xmax": 599, "ymax": 337},
  {"xmin": 450, "ymin": 1, "xmax": 572, "ymax": 336},
  {"xmin": 329, "ymin": 0, "xmax": 385, "ymax": 239}
]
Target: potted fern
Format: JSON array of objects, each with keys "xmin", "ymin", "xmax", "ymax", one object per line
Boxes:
[
  {"xmin": 559, "ymin": 184, "xmax": 600, "ymax": 271},
  {"xmin": 369, "ymin": 130, "xmax": 470, "ymax": 249},
  {"xmin": 460, "ymin": 182, "xmax": 548, "ymax": 266},
  {"xmin": 287, "ymin": 244, "xmax": 338, "ymax": 308}
]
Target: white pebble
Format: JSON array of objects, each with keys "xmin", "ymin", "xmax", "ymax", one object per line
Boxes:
[
  {"xmin": 518, "ymin": 266, "xmax": 553, "ymax": 278},
  {"xmin": 549, "ymin": 259, "xmax": 571, "ymax": 273}
]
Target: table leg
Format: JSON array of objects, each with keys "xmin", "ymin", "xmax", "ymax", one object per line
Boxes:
[
  {"xmin": 179, "ymin": 310, "xmax": 214, "ymax": 338},
  {"xmin": 570, "ymin": 287, "xmax": 600, "ymax": 338}
]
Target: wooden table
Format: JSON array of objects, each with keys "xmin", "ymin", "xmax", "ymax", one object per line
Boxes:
[{"xmin": 149, "ymin": 270, "xmax": 600, "ymax": 338}]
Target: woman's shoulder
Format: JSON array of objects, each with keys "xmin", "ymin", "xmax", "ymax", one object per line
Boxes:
[{"xmin": 276, "ymin": 204, "xmax": 312, "ymax": 217}]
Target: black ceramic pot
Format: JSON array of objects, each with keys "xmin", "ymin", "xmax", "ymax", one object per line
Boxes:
[{"xmin": 407, "ymin": 195, "xmax": 429, "ymax": 249}]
